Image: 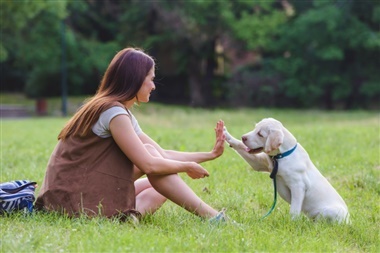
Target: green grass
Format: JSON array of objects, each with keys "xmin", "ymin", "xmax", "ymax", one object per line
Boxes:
[
  {"xmin": 1, "ymin": 98, "xmax": 379, "ymax": 252},
  {"xmin": 0, "ymin": 93, "xmax": 89, "ymax": 116}
]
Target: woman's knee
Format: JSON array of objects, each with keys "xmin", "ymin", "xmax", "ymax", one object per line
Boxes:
[{"xmin": 135, "ymin": 187, "xmax": 167, "ymax": 215}]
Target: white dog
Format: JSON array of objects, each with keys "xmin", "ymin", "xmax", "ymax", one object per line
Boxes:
[{"xmin": 224, "ymin": 118, "xmax": 350, "ymax": 223}]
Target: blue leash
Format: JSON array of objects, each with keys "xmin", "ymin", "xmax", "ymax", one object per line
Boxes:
[
  {"xmin": 261, "ymin": 159, "xmax": 279, "ymax": 219},
  {"xmin": 261, "ymin": 144, "xmax": 297, "ymax": 220}
]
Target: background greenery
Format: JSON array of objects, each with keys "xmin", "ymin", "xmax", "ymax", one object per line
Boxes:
[
  {"xmin": 1, "ymin": 98, "xmax": 379, "ymax": 252},
  {"xmin": 1, "ymin": 0, "xmax": 379, "ymax": 109},
  {"xmin": 1, "ymin": 1, "xmax": 379, "ymax": 250}
]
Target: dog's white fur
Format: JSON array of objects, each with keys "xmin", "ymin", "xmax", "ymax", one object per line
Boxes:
[{"xmin": 224, "ymin": 118, "xmax": 349, "ymax": 223}]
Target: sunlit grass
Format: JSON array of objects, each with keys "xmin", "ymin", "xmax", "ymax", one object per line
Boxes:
[{"xmin": 1, "ymin": 101, "xmax": 379, "ymax": 252}]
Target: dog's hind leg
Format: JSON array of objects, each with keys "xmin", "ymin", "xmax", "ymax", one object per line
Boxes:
[{"xmin": 316, "ymin": 206, "xmax": 350, "ymax": 224}]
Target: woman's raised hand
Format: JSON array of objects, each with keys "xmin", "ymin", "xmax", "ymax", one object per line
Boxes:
[{"xmin": 211, "ymin": 120, "xmax": 225, "ymax": 159}]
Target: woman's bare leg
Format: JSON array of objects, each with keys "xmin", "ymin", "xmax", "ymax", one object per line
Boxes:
[
  {"xmin": 133, "ymin": 144, "xmax": 219, "ymax": 218},
  {"xmin": 135, "ymin": 177, "xmax": 167, "ymax": 216},
  {"xmin": 147, "ymin": 173, "xmax": 218, "ymax": 218}
]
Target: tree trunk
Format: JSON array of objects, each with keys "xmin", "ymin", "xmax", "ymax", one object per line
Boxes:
[
  {"xmin": 187, "ymin": 40, "xmax": 217, "ymax": 107},
  {"xmin": 323, "ymin": 85, "xmax": 334, "ymax": 110},
  {"xmin": 188, "ymin": 70, "xmax": 204, "ymax": 107}
]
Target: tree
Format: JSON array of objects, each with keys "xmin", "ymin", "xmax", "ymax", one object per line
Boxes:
[
  {"xmin": 0, "ymin": 0, "xmax": 121, "ymax": 97},
  {"xmin": 125, "ymin": 0, "xmax": 287, "ymax": 107},
  {"xmin": 267, "ymin": 0, "xmax": 380, "ymax": 109},
  {"xmin": 0, "ymin": 0, "xmax": 67, "ymax": 92},
  {"xmin": 0, "ymin": 0, "xmax": 67, "ymax": 61},
  {"xmin": 1, "ymin": 0, "xmax": 378, "ymax": 109}
]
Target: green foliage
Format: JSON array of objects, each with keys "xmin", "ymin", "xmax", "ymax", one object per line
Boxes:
[
  {"xmin": 0, "ymin": 0, "xmax": 67, "ymax": 62},
  {"xmin": 265, "ymin": 0, "xmax": 380, "ymax": 109},
  {"xmin": 1, "ymin": 104, "xmax": 379, "ymax": 252},
  {"xmin": 1, "ymin": 0, "xmax": 68, "ymax": 95},
  {"xmin": 0, "ymin": 0, "xmax": 67, "ymax": 30},
  {"xmin": 222, "ymin": 0, "xmax": 286, "ymax": 49},
  {"xmin": 1, "ymin": 0, "xmax": 379, "ymax": 108}
]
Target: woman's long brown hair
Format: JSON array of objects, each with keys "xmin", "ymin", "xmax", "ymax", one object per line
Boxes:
[{"xmin": 58, "ymin": 48, "xmax": 155, "ymax": 140}]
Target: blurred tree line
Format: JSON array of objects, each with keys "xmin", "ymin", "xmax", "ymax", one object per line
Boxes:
[{"xmin": 1, "ymin": 0, "xmax": 379, "ymax": 109}]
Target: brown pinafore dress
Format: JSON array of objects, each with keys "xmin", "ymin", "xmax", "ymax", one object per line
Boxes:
[{"xmin": 35, "ymin": 103, "xmax": 137, "ymax": 219}]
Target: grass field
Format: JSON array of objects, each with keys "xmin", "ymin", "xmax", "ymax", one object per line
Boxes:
[{"xmin": 1, "ymin": 97, "xmax": 379, "ymax": 252}]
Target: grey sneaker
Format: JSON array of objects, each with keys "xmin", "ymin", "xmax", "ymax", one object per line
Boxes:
[
  {"xmin": 209, "ymin": 208, "xmax": 228, "ymax": 224},
  {"xmin": 209, "ymin": 208, "xmax": 243, "ymax": 228}
]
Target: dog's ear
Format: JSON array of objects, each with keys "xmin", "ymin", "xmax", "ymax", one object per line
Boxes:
[{"xmin": 264, "ymin": 129, "xmax": 284, "ymax": 153}]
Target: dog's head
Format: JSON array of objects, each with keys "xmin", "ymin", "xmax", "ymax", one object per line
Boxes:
[{"xmin": 242, "ymin": 118, "xmax": 284, "ymax": 156}]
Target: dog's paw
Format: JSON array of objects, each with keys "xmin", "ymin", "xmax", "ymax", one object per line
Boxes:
[
  {"xmin": 223, "ymin": 127, "xmax": 236, "ymax": 148},
  {"xmin": 223, "ymin": 127, "xmax": 231, "ymax": 141}
]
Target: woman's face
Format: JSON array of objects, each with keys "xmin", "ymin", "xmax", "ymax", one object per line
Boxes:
[{"xmin": 137, "ymin": 67, "xmax": 155, "ymax": 103}]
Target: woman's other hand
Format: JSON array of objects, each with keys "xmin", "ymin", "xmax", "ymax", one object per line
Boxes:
[{"xmin": 186, "ymin": 162, "xmax": 209, "ymax": 179}]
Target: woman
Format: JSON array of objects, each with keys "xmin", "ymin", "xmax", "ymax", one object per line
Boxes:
[{"xmin": 35, "ymin": 47, "xmax": 227, "ymax": 222}]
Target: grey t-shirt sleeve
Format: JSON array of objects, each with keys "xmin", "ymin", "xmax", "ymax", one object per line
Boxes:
[
  {"xmin": 92, "ymin": 106, "xmax": 143, "ymax": 138},
  {"xmin": 130, "ymin": 113, "xmax": 143, "ymax": 136}
]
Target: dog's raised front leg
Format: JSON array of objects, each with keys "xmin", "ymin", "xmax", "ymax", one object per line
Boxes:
[
  {"xmin": 224, "ymin": 127, "xmax": 270, "ymax": 172},
  {"xmin": 224, "ymin": 127, "xmax": 247, "ymax": 151}
]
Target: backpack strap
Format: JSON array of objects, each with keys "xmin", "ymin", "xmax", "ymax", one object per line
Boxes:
[{"xmin": 1, "ymin": 180, "xmax": 37, "ymax": 194}]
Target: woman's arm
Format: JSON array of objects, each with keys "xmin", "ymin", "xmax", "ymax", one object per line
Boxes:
[
  {"xmin": 138, "ymin": 120, "xmax": 225, "ymax": 163},
  {"xmin": 110, "ymin": 114, "xmax": 209, "ymax": 179}
]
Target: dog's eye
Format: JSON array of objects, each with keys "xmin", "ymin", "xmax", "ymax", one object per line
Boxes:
[{"xmin": 257, "ymin": 131, "xmax": 263, "ymax": 137}]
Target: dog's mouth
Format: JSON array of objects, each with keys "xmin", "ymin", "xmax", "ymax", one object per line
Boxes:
[{"xmin": 246, "ymin": 147, "xmax": 264, "ymax": 154}]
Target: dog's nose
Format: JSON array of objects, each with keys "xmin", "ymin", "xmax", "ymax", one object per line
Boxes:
[{"xmin": 242, "ymin": 136, "xmax": 247, "ymax": 142}]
